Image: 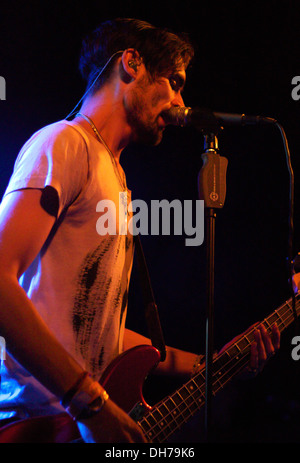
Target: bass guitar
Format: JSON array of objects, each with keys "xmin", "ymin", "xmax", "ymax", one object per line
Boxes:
[{"xmin": 0, "ymin": 292, "xmax": 299, "ymax": 443}]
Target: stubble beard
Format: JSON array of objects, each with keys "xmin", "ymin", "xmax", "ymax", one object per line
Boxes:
[{"xmin": 124, "ymin": 78, "xmax": 164, "ymax": 146}]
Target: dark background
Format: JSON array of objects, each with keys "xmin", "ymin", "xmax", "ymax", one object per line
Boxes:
[{"xmin": 1, "ymin": 0, "xmax": 300, "ymax": 443}]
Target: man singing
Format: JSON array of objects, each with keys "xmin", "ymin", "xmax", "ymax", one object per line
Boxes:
[{"xmin": 0, "ymin": 18, "xmax": 280, "ymax": 443}]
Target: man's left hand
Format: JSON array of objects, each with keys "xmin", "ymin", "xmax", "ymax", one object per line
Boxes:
[{"xmin": 248, "ymin": 323, "xmax": 280, "ymax": 376}]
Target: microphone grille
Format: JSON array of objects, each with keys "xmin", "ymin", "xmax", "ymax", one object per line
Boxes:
[{"xmin": 162, "ymin": 106, "xmax": 191, "ymax": 126}]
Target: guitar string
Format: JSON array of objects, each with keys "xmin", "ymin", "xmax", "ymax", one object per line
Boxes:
[
  {"xmin": 143, "ymin": 300, "xmax": 300, "ymax": 441},
  {"xmin": 156, "ymin": 352, "xmax": 250, "ymax": 443},
  {"xmin": 143, "ymin": 310, "xmax": 294, "ymax": 442},
  {"xmin": 152, "ymin": 305, "xmax": 298, "ymax": 442},
  {"xmin": 144, "ymin": 306, "xmax": 294, "ymax": 441},
  {"xmin": 141, "ymin": 299, "xmax": 300, "ymax": 442},
  {"xmin": 151, "ymin": 308, "xmax": 296, "ymax": 443},
  {"xmin": 149, "ymin": 329, "xmax": 276, "ymax": 442}
]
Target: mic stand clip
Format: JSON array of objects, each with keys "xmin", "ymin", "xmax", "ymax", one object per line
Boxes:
[{"xmin": 198, "ymin": 131, "xmax": 228, "ymax": 442}]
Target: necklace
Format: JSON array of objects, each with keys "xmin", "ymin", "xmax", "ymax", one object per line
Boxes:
[{"xmin": 76, "ymin": 112, "xmax": 127, "ymax": 192}]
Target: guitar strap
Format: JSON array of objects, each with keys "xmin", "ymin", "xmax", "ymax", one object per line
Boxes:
[{"xmin": 134, "ymin": 234, "xmax": 167, "ymax": 362}]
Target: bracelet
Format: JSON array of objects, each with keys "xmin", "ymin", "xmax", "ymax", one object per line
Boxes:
[
  {"xmin": 65, "ymin": 378, "xmax": 109, "ymax": 421},
  {"xmin": 75, "ymin": 388, "xmax": 109, "ymax": 422},
  {"xmin": 61, "ymin": 371, "xmax": 90, "ymax": 408}
]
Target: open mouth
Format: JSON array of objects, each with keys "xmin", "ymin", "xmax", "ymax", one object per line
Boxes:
[{"xmin": 157, "ymin": 114, "xmax": 167, "ymax": 128}]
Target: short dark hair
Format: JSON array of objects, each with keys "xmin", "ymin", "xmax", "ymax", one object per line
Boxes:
[{"xmin": 79, "ymin": 18, "xmax": 194, "ymax": 94}]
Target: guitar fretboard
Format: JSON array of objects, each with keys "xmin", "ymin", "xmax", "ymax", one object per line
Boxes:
[{"xmin": 138, "ymin": 292, "xmax": 300, "ymax": 442}]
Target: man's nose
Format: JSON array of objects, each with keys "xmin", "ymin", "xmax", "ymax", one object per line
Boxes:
[{"xmin": 172, "ymin": 92, "xmax": 184, "ymax": 107}]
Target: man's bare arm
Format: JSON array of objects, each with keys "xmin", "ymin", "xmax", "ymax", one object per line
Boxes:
[
  {"xmin": 0, "ymin": 189, "xmax": 85, "ymax": 396},
  {"xmin": 124, "ymin": 328, "xmax": 196, "ymax": 378},
  {"xmin": 0, "ymin": 189, "xmax": 147, "ymax": 442}
]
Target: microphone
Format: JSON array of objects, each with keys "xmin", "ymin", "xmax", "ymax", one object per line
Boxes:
[{"xmin": 161, "ymin": 106, "xmax": 277, "ymax": 131}]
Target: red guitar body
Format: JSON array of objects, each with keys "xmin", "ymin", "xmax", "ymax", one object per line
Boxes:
[
  {"xmin": 0, "ymin": 345, "xmax": 161, "ymax": 443},
  {"xmin": 1, "ymin": 292, "xmax": 299, "ymax": 442}
]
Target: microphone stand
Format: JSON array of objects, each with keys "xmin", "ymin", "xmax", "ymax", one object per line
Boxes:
[{"xmin": 198, "ymin": 131, "xmax": 228, "ymax": 442}]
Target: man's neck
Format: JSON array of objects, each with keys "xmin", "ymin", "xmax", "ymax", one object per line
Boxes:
[{"xmin": 76, "ymin": 88, "xmax": 131, "ymax": 162}]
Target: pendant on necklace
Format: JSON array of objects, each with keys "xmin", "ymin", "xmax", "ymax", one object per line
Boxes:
[{"xmin": 119, "ymin": 190, "xmax": 128, "ymax": 235}]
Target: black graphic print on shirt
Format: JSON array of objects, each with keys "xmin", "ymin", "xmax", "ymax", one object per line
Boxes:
[{"xmin": 72, "ymin": 235, "xmax": 129, "ymax": 376}]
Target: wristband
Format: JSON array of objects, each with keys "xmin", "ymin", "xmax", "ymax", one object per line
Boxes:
[
  {"xmin": 75, "ymin": 389, "xmax": 109, "ymax": 421},
  {"xmin": 65, "ymin": 377, "xmax": 109, "ymax": 421}
]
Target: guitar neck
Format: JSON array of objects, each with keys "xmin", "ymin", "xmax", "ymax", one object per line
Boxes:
[{"xmin": 138, "ymin": 292, "xmax": 300, "ymax": 443}]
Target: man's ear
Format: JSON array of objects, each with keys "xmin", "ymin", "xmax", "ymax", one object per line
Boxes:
[{"xmin": 121, "ymin": 49, "xmax": 143, "ymax": 82}]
